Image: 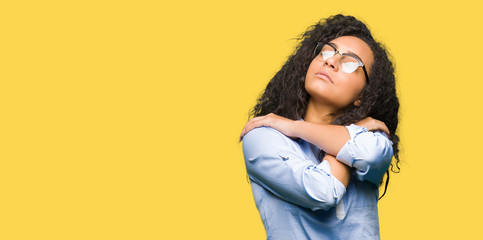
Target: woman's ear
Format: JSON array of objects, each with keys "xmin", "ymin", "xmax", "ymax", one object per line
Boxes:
[{"xmin": 354, "ymin": 99, "xmax": 361, "ymax": 106}]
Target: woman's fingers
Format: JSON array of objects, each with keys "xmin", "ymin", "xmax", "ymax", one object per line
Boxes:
[
  {"xmin": 240, "ymin": 113, "xmax": 291, "ymax": 140},
  {"xmin": 371, "ymin": 118, "xmax": 389, "ymax": 135},
  {"xmin": 373, "ymin": 120, "xmax": 389, "ymax": 135},
  {"xmin": 381, "ymin": 124, "xmax": 390, "ymax": 135},
  {"xmin": 240, "ymin": 116, "xmax": 267, "ymax": 138},
  {"xmin": 356, "ymin": 117, "xmax": 390, "ymax": 135}
]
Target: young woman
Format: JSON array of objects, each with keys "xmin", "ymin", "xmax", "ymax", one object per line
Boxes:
[{"xmin": 240, "ymin": 14, "xmax": 400, "ymax": 239}]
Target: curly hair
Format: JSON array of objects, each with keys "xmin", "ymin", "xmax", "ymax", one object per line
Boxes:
[{"xmin": 250, "ymin": 14, "xmax": 400, "ymax": 199}]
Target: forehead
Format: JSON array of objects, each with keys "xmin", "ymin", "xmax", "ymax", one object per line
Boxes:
[{"xmin": 329, "ymin": 36, "xmax": 374, "ymax": 69}]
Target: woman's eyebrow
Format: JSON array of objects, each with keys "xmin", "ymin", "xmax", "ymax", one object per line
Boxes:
[
  {"xmin": 330, "ymin": 42, "xmax": 359, "ymax": 55},
  {"xmin": 346, "ymin": 51, "xmax": 363, "ymax": 61},
  {"xmin": 329, "ymin": 42, "xmax": 364, "ymax": 61}
]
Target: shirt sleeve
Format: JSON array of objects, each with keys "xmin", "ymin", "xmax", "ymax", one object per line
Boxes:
[
  {"xmin": 336, "ymin": 124, "xmax": 394, "ymax": 185},
  {"xmin": 242, "ymin": 127, "xmax": 346, "ymax": 211}
]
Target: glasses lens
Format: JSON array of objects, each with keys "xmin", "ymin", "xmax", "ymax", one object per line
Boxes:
[
  {"xmin": 339, "ymin": 55, "xmax": 360, "ymax": 73},
  {"xmin": 320, "ymin": 44, "xmax": 335, "ymax": 60}
]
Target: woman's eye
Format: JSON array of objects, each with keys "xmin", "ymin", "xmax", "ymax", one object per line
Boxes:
[
  {"xmin": 321, "ymin": 51, "xmax": 334, "ymax": 60},
  {"xmin": 341, "ymin": 62, "xmax": 358, "ymax": 73}
]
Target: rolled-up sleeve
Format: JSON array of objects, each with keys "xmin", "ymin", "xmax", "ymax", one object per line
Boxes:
[
  {"xmin": 242, "ymin": 127, "xmax": 346, "ymax": 211},
  {"xmin": 336, "ymin": 124, "xmax": 394, "ymax": 185}
]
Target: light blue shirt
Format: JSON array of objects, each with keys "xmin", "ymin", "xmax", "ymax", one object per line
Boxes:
[{"xmin": 242, "ymin": 124, "xmax": 393, "ymax": 240}]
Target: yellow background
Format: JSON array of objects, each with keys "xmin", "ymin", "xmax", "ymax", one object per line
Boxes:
[{"xmin": 1, "ymin": 0, "xmax": 482, "ymax": 239}]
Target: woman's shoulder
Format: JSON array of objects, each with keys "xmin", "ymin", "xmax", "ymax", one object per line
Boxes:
[
  {"xmin": 242, "ymin": 126, "xmax": 303, "ymax": 161},
  {"xmin": 242, "ymin": 127, "xmax": 295, "ymax": 149},
  {"xmin": 243, "ymin": 126, "xmax": 288, "ymax": 140}
]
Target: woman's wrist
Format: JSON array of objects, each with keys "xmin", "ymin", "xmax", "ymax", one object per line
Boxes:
[
  {"xmin": 291, "ymin": 120, "xmax": 304, "ymax": 138},
  {"xmin": 289, "ymin": 121, "xmax": 349, "ymax": 156}
]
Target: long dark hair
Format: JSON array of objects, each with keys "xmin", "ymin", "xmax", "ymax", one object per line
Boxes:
[{"xmin": 250, "ymin": 14, "xmax": 400, "ymax": 199}]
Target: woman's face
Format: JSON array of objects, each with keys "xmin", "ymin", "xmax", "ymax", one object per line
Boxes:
[{"xmin": 305, "ymin": 36, "xmax": 374, "ymax": 110}]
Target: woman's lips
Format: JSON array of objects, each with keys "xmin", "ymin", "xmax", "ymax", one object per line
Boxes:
[{"xmin": 315, "ymin": 71, "xmax": 333, "ymax": 83}]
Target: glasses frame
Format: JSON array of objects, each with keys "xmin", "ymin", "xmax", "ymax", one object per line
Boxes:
[{"xmin": 314, "ymin": 42, "xmax": 370, "ymax": 83}]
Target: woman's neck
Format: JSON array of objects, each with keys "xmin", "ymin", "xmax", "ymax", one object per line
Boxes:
[{"xmin": 304, "ymin": 99, "xmax": 337, "ymax": 124}]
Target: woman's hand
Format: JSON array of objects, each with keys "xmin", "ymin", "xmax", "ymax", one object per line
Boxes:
[
  {"xmin": 355, "ymin": 117, "xmax": 390, "ymax": 135},
  {"xmin": 240, "ymin": 113, "xmax": 296, "ymax": 139}
]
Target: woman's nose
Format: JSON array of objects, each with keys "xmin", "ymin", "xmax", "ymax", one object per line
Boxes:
[{"xmin": 324, "ymin": 55, "xmax": 339, "ymax": 71}]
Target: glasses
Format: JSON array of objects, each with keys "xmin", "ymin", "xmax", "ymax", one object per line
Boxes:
[{"xmin": 314, "ymin": 42, "xmax": 369, "ymax": 82}]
